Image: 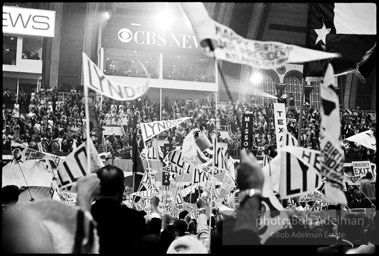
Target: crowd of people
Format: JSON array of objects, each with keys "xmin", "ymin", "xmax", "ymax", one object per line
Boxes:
[
  {"xmin": 3, "ymin": 88, "xmax": 376, "ymax": 164},
  {"xmin": 2, "ymin": 148, "xmax": 376, "ymax": 254},
  {"xmin": 2, "ymin": 88, "xmax": 98, "ymax": 154},
  {"xmin": 96, "ymin": 95, "xmax": 376, "ymax": 163}
]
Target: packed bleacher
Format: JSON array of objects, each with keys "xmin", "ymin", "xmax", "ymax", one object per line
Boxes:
[{"xmin": 3, "ymin": 88, "xmax": 376, "ymax": 165}]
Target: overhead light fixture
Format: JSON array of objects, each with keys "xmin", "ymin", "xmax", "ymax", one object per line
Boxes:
[{"xmin": 155, "ymin": 6, "xmax": 174, "ymax": 30}]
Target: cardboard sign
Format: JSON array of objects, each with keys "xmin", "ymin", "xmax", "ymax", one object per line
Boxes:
[
  {"xmin": 279, "ymin": 152, "xmax": 322, "ymax": 199},
  {"xmin": 352, "ymin": 161, "xmax": 371, "ymax": 177}
]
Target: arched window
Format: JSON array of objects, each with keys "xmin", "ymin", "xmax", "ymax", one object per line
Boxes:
[
  {"xmin": 310, "ymin": 81, "xmax": 320, "ymax": 109},
  {"xmin": 283, "ymin": 76, "xmax": 301, "ymax": 106}
]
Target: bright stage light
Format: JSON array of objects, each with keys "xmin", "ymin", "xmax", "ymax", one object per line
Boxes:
[
  {"xmin": 104, "ymin": 11, "xmax": 110, "ymax": 20},
  {"xmin": 250, "ymin": 72, "xmax": 263, "ymax": 85},
  {"xmin": 155, "ymin": 8, "xmax": 174, "ymax": 30}
]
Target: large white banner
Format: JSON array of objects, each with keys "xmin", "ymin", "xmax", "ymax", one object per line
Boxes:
[
  {"xmin": 320, "ymin": 64, "xmax": 346, "ymax": 205},
  {"xmin": 345, "ymin": 130, "xmax": 376, "ymax": 151},
  {"xmin": 180, "ymin": 3, "xmax": 339, "ymax": 69},
  {"xmin": 2, "ymin": 160, "xmax": 53, "ymax": 188},
  {"xmin": 140, "ymin": 117, "xmax": 191, "ymax": 142},
  {"xmin": 82, "ymin": 52, "xmax": 149, "ymax": 101},
  {"xmin": 57, "ymin": 139, "xmax": 104, "ymax": 189},
  {"xmin": 273, "ymin": 103, "xmax": 287, "ymax": 149}
]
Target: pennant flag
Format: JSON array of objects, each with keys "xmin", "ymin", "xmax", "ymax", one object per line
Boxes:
[
  {"xmin": 303, "ymin": 3, "xmax": 376, "ymax": 79},
  {"xmin": 345, "ymin": 130, "xmax": 376, "ymax": 151},
  {"xmin": 181, "ymin": 3, "xmax": 339, "ymax": 69},
  {"xmin": 320, "ymin": 64, "xmax": 346, "ymax": 205},
  {"xmin": 82, "ymin": 52, "xmax": 149, "ymax": 101},
  {"xmin": 2, "ymin": 160, "xmax": 53, "ymax": 188},
  {"xmin": 140, "ymin": 117, "xmax": 192, "ymax": 142},
  {"xmin": 56, "ymin": 139, "xmax": 103, "ymax": 189}
]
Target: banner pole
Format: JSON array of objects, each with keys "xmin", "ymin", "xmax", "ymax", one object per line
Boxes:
[
  {"xmin": 216, "ymin": 59, "xmax": 241, "ymax": 129},
  {"xmin": 84, "ymin": 83, "xmax": 91, "ymax": 174},
  {"xmin": 298, "ymin": 78, "xmax": 305, "ymax": 146},
  {"xmin": 208, "ymin": 136, "xmax": 216, "ymax": 244}
]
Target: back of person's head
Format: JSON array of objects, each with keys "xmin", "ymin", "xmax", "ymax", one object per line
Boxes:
[
  {"xmin": 167, "ymin": 235, "xmax": 208, "ymax": 254},
  {"xmin": 1, "ymin": 185, "xmax": 20, "ymax": 206},
  {"xmin": 179, "ymin": 210, "xmax": 189, "ymax": 220},
  {"xmin": 174, "ymin": 219, "xmax": 188, "ymax": 237},
  {"xmin": 365, "ymin": 172, "xmax": 373, "ymax": 180},
  {"xmin": 96, "ymin": 165, "xmax": 125, "ymax": 197},
  {"xmin": 188, "ymin": 220, "xmax": 197, "ymax": 235}
]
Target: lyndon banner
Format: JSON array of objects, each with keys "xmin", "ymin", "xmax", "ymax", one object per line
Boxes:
[
  {"xmin": 82, "ymin": 52, "xmax": 149, "ymax": 101},
  {"xmin": 180, "ymin": 3, "xmax": 339, "ymax": 69},
  {"xmin": 140, "ymin": 117, "xmax": 192, "ymax": 142}
]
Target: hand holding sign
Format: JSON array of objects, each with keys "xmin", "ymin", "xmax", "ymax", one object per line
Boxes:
[
  {"xmin": 76, "ymin": 173, "xmax": 101, "ymax": 212},
  {"xmin": 236, "ymin": 149, "xmax": 264, "ymax": 191}
]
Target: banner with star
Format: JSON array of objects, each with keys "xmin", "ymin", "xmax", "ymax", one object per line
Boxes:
[
  {"xmin": 180, "ymin": 3, "xmax": 339, "ymax": 69},
  {"xmin": 320, "ymin": 64, "xmax": 347, "ymax": 205},
  {"xmin": 303, "ymin": 3, "xmax": 376, "ymax": 79}
]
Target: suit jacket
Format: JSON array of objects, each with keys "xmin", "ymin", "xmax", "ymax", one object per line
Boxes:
[{"xmin": 91, "ymin": 198, "xmax": 146, "ymax": 254}]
